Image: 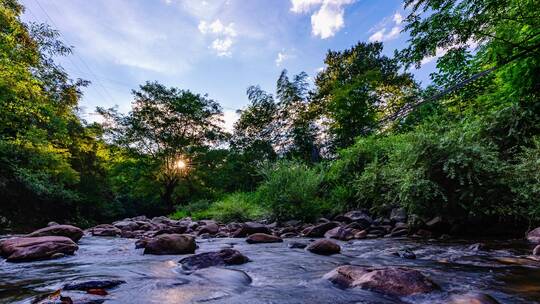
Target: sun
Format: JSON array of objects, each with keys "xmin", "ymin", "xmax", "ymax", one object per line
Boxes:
[{"xmin": 175, "ymin": 159, "xmax": 187, "ymax": 170}]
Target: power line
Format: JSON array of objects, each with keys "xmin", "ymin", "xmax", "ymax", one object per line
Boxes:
[{"xmin": 31, "ymin": 0, "xmax": 116, "ymax": 104}]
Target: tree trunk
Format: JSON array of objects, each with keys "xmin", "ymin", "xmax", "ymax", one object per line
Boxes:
[{"xmin": 162, "ymin": 180, "xmax": 177, "ymax": 214}]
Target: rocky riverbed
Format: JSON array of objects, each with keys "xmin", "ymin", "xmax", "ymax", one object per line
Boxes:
[{"xmin": 1, "ymin": 214, "xmax": 540, "ymax": 303}]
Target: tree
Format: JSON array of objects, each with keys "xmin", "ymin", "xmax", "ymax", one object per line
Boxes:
[
  {"xmin": 98, "ymin": 82, "xmax": 224, "ymax": 212},
  {"xmin": 313, "ymin": 42, "xmax": 417, "ymax": 151}
]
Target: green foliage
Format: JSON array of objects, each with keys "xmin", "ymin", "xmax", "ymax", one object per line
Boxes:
[
  {"xmin": 509, "ymin": 138, "xmax": 540, "ymax": 219},
  {"xmin": 254, "ymin": 160, "xmax": 330, "ymax": 221}
]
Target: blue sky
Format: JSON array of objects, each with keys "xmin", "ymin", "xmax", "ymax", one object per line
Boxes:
[{"xmin": 21, "ymin": 0, "xmax": 438, "ymax": 130}]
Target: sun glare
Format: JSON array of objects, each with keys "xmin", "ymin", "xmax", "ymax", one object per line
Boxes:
[{"xmin": 175, "ymin": 159, "xmax": 187, "ymax": 170}]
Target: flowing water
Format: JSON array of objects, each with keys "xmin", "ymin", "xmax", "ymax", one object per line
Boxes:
[{"xmin": 1, "ymin": 236, "xmax": 539, "ymax": 303}]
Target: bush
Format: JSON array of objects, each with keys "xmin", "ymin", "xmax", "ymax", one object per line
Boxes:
[
  {"xmin": 509, "ymin": 138, "xmax": 540, "ymax": 220},
  {"xmin": 255, "ymin": 160, "xmax": 331, "ymax": 221},
  {"xmin": 170, "ymin": 193, "xmax": 267, "ymax": 222}
]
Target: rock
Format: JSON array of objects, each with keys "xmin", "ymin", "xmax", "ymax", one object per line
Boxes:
[
  {"xmin": 324, "ymin": 265, "xmax": 438, "ymax": 296},
  {"xmin": 468, "ymin": 243, "xmax": 489, "ymax": 251},
  {"xmin": 231, "ymin": 222, "xmax": 271, "ymax": 237},
  {"xmin": 448, "ymin": 292, "xmax": 500, "ymax": 304},
  {"xmin": 288, "ymin": 242, "xmax": 308, "ymax": 249},
  {"xmin": 306, "ymin": 239, "xmax": 341, "ymax": 255},
  {"xmin": 179, "ymin": 248, "xmax": 249, "ymax": 270},
  {"xmin": 527, "ymin": 227, "xmax": 540, "ymax": 243},
  {"xmin": 415, "ymin": 229, "xmax": 433, "ymax": 238},
  {"xmin": 302, "ymin": 222, "xmax": 339, "ymax": 237},
  {"xmin": 64, "ymin": 279, "xmax": 126, "ymax": 291},
  {"xmin": 246, "ymin": 233, "xmax": 283, "ymax": 244},
  {"xmin": 113, "ymin": 220, "xmax": 139, "ymax": 231},
  {"xmin": 390, "ymin": 228, "xmax": 408, "ymax": 237},
  {"xmin": 354, "ymin": 230, "xmax": 368, "ymax": 239},
  {"xmin": 324, "ymin": 227, "xmax": 354, "ymax": 241},
  {"xmin": 390, "ymin": 208, "xmax": 407, "ymax": 223},
  {"xmin": 143, "ymin": 234, "xmax": 196, "ymax": 255},
  {"xmin": 27, "ymin": 225, "xmax": 84, "ymax": 242},
  {"xmin": 344, "ymin": 210, "xmax": 372, "ymax": 227},
  {"xmin": 333, "ymin": 215, "xmax": 352, "ymax": 223},
  {"xmin": 47, "ymin": 221, "xmax": 60, "ymax": 227},
  {"xmin": 89, "ymin": 224, "xmax": 121, "ymax": 237},
  {"xmin": 425, "ymin": 216, "xmax": 450, "ymax": 234},
  {"xmin": 392, "ymin": 249, "xmax": 416, "ymax": 259},
  {"xmin": 50, "ymin": 252, "xmax": 66, "ymax": 259},
  {"xmin": 198, "ymin": 223, "xmax": 219, "ymax": 235},
  {"xmin": 0, "ymin": 236, "xmax": 78, "ymax": 262},
  {"xmin": 280, "ymin": 232, "xmax": 298, "ymax": 238},
  {"xmin": 533, "ymin": 245, "xmax": 540, "ymax": 256}
]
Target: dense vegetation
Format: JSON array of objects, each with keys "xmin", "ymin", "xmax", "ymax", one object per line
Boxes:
[{"xmin": 1, "ymin": 0, "xmax": 539, "ymax": 233}]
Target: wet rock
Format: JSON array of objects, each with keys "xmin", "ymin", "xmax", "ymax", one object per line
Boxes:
[
  {"xmin": 27, "ymin": 225, "xmax": 84, "ymax": 243},
  {"xmin": 143, "ymin": 234, "xmax": 196, "ymax": 255},
  {"xmin": 414, "ymin": 229, "xmax": 433, "ymax": 238},
  {"xmin": 64, "ymin": 280, "xmax": 126, "ymax": 291},
  {"xmin": 179, "ymin": 248, "xmax": 249, "ymax": 270},
  {"xmin": 527, "ymin": 227, "xmax": 540, "ymax": 243},
  {"xmin": 198, "ymin": 222, "xmax": 219, "ymax": 235},
  {"xmin": 89, "ymin": 224, "xmax": 121, "ymax": 237},
  {"xmin": 231, "ymin": 222, "xmax": 271, "ymax": 237},
  {"xmin": 47, "ymin": 221, "xmax": 60, "ymax": 227},
  {"xmin": 0, "ymin": 236, "xmax": 78, "ymax": 262},
  {"xmin": 324, "ymin": 265, "xmax": 438, "ymax": 296},
  {"xmin": 195, "ymin": 268, "xmax": 252, "ymax": 286},
  {"xmin": 344, "ymin": 210, "xmax": 372, "ymax": 227},
  {"xmin": 533, "ymin": 245, "xmax": 540, "ymax": 256},
  {"xmin": 448, "ymin": 292, "xmax": 500, "ymax": 304},
  {"xmin": 113, "ymin": 220, "xmax": 139, "ymax": 231},
  {"xmin": 390, "ymin": 227, "xmax": 408, "ymax": 237},
  {"xmin": 390, "ymin": 208, "xmax": 407, "ymax": 223},
  {"xmin": 354, "ymin": 230, "xmax": 368, "ymax": 239},
  {"xmin": 288, "ymin": 242, "xmax": 308, "ymax": 249},
  {"xmin": 392, "ymin": 249, "xmax": 416, "ymax": 259},
  {"xmin": 426, "ymin": 216, "xmax": 450, "ymax": 234},
  {"xmin": 280, "ymin": 232, "xmax": 298, "ymax": 238},
  {"xmin": 468, "ymin": 243, "xmax": 489, "ymax": 251},
  {"xmin": 324, "ymin": 227, "xmax": 354, "ymax": 241},
  {"xmin": 246, "ymin": 233, "xmax": 283, "ymax": 244},
  {"xmin": 306, "ymin": 239, "xmax": 340, "ymax": 255},
  {"xmin": 302, "ymin": 222, "xmax": 338, "ymax": 237}
]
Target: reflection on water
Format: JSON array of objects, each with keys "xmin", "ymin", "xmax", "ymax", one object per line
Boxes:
[{"xmin": 0, "ymin": 236, "xmax": 539, "ymax": 303}]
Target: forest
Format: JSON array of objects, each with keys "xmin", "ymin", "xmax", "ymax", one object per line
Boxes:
[{"xmin": 1, "ymin": 0, "xmax": 539, "ymax": 234}]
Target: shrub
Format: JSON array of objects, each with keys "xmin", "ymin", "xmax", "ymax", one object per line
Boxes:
[
  {"xmin": 255, "ymin": 160, "xmax": 330, "ymax": 221},
  {"xmin": 509, "ymin": 138, "xmax": 540, "ymax": 220}
]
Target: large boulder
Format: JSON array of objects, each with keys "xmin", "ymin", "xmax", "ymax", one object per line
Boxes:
[
  {"xmin": 0, "ymin": 236, "xmax": 78, "ymax": 262},
  {"xmin": 527, "ymin": 227, "xmax": 540, "ymax": 243},
  {"xmin": 231, "ymin": 222, "xmax": 271, "ymax": 237},
  {"xmin": 180, "ymin": 248, "xmax": 249, "ymax": 271},
  {"xmin": 89, "ymin": 224, "xmax": 121, "ymax": 237},
  {"xmin": 306, "ymin": 239, "xmax": 341, "ymax": 255},
  {"xmin": 324, "ymin": 227, "xmax": 354, "ymax": 241},
  {"xmin": 390, "ymin": 208, "xmax": 407, "ymax": 223},
  {"xmin": 198, "ymin": 222, "xmax": 219, "ymax": 235},
  {"xmin": 142, "ymin": 234, "xmax": 196, "ymax": 255},
  {"xmin": 302, "ymin": 222, "xmax": 339, "ymax": 237},
  {"xmin": 27, "ymin": 225, "xmax": 83, "ymax": 242},
  {"xmin": 246, "ymin": 233, "xmax": 283, "ymax": 244},
  {"xmin": 113, "ymin": 220, "xmax": 140, "ymax": 231},
  {"xmin": 324, "ymin": 265, "xmax": 438, "ymax": 296}
]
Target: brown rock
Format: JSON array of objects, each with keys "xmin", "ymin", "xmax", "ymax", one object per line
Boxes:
[
  {"xmin": 27, "ymin": 225, "xmax": 84, "ymax": 242},
  {"xmin": 89, "ymin": 224, "xmax": 121, "ymax": 237},
  {"xmin": 246, "ymin": 233, "xmax": 283, "ymax": 244},
  {"xmin": 449, "ymin": 293, "xmax": 500, "ymax": 304},
  {"xmin": 533, "ymin": 245, "xmax": 540, "ymax": 256},
  {"xmin": 354, "ymin": 230, "xmax": 368, "ymax": 239},
  {"xmin": 324, "ymin": 227, "xmax": 354, "ymax": 241},
  {"xmin": 306, "ymin": 239, "xmax": 340, "ymax": 255},
  {"xmin": 303, "ymin": 222, "xmax": 339, "ymax": 237},
  {"xmin": 324, "ymin": 265, "xmax": 438, "ymax": 296},
  {"xmin": 232, "ymin": 222, "xmax": 271, "ymax": 237},
  {"xmin": 0, "ymin": 236, "xmax": 78, "ymax": 262},
  {"xmin": 143, "ymin": 234, "xmax": 196, "ymax": 255},
  {"xmin": 198, "ymin": 223, "xmax": 219, "ymax": 235}
]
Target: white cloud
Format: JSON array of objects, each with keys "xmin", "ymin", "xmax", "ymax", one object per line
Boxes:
[
  {"xmin": 368, "ymin": 26, "xmax": 400, "ymax": 42},
  {"xmin": 393, "ymin": 12, "xmax": 403, "ymax": 24},
  {"xmin": 211, "ymin": 38, "xmax": 233, "ymax": 57},
  {"xmin": 275, "ymin": 51, "xmax": 289, "ymax": 66},
  {"xmin": 199, "ymin": 19, "xmax": 237, "ymax": 57},
  {"xmin": 290, "ymin": 0, "xmax": 355, "ymax": 39}
]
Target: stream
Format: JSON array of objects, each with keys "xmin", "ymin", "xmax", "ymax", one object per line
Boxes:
[{"xmin": 1, "ymin": 236, "xmax": 539, "ymax": 303}]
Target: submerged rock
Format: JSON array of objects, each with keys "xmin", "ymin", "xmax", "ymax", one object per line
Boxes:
[
  {"xmin": 324, "ymin": 265, "xmax": 438, "ymax": 296},
  {"xmin": 288, "ymin": 242, "xmax": 308, "ymax": 249},
  {"xmin": 448, "ymin": 292, "xmax": 500, "ymax": 304},
  {"xmin": 27, "ymin": 225, "xmax": 84, "ymax": 243},
  {"xmin": 246, "ymin": 233, "xmax": 283, "ymax": 244},
  {"xmin": 180, "ymin": 248, "xmax": 249, "ymax": 270},
  {"xmin": 0, "ymin": 236, "xmax": 78, "ymax": 262},
  {"xmin": 143, "ymin": 234, "xmax": 196, "ymax": 255},
  {"xmin": 306, "ymin": 239, "xmax": 340, "ymax": 255},
  {"xmin": 392, "ymin": 249, "xmax": 416, "ymax": 259},
  {"xmin": 64, "ymin": 279, "xmax": 126, "ymax": 291}
]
